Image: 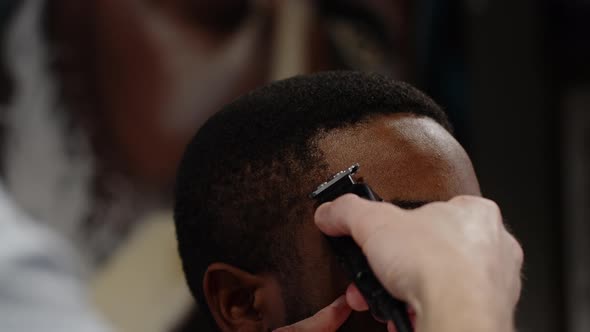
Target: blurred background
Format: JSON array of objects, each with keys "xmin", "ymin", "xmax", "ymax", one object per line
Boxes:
[{"xmin": 0, "ymin": 0, "xmax": 587, "ymax": 331}]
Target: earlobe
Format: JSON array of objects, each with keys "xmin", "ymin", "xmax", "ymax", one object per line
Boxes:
[{"xmin": 203, "ymin": 263, "xmax": 267, "ymax": 331}]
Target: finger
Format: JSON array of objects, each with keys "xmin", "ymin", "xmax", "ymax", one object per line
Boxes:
[
  {"xmin": 273, "ymin": 296, "xmax": 351, "ymax": 332},
  {"xmin": 346, "ymin": 283, "xmax": 369, "ymax": 311},
  {"xmin": 314, "ymin": 195, "xmax": 380, "ymax": 236},
  {"xmin": 387, "ymin": 320, "xmax": 397, "ymax": 332},
  {"xmin": 314, "ymin": 194, "xmax": 404, "ymax": 244}
]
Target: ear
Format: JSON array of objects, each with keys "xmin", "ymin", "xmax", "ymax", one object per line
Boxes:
[{"xmin": 203, "ymin": 263, "xmax": 285, "ymax": 332}]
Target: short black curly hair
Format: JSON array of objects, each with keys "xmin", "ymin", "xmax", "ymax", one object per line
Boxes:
[{"xmin": 174, "ymin": 71, "xmax": 451, "ymax": 326}]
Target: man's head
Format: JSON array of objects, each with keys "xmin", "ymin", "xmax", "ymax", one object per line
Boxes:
[{"xmin": 174, "ymin": 71, "xmax": 481, "ymax": 331}]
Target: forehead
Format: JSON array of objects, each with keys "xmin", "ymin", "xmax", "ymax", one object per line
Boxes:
[{"xmin": 316, "ymin": 113, "xmax": 481, "ymax": 201}]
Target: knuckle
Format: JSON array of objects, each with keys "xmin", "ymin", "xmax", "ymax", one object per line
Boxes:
[
  {"xmin": 463, "ymin": 197, "xmax": 503, "ymax": 226},
  {"xmin": 511, "ymin": 236, "xmax": 525, "ymax": 266},
  {"xmin": 451, "ymin": 195, "xmax": 486, "ymax": 209},
  {"xmin": 452, "ymin": 195, "xmax": 501, "ymax": 215},
  {"xmin": 485, "ymin": 199, "xmax": 501, "ymax": 214},
  {"xmin": 452, "ymin": 195, "xmax": 475, "ymax": 204},
  {"xmin": 447, "ymin": 196, "xmax": 476, "ymax": 215}
]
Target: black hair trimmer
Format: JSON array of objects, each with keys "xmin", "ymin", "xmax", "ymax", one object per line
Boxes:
[{"xmin": 310, "ymin": 164, "xmax": 413, "ymax": 332}]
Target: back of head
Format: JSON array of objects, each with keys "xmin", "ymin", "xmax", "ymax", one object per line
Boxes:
[{"xmin": 174, "ymin": 71, "xmax": 450, "ymax": 323}]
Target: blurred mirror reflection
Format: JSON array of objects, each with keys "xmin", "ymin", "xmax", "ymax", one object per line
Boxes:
[{"xmin": 0, "ymin": 0, "xmax": 587, "ymax": 331}]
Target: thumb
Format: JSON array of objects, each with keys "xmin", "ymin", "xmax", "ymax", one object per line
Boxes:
[{"xmin": 273, "ymin": 296, "xmax": 351, "ymax": 332}]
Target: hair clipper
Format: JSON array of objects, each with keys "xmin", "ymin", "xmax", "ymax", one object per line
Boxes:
[{"xmin": 310, "ymin": 164, "xmax": 413, "ymax": 332}]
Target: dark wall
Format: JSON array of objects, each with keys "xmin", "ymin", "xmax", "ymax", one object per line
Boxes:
[{"xmin": 467, "ymin": 1, "xmax": 563, "ymax": 331}]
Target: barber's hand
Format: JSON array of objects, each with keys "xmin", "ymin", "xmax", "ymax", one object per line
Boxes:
[
  {"xmin": 272, "ymin": 296, "xmax": 351, "ymax": 332},
  {"xmin": 315, "ymin": 195, "xmax": 523, "ymax": 332}
]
